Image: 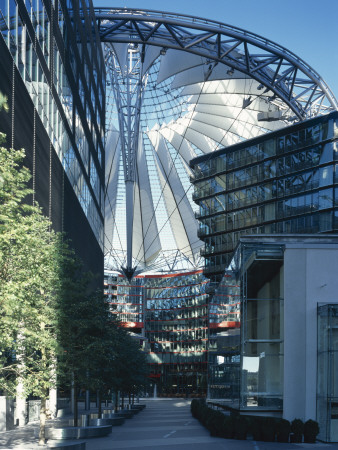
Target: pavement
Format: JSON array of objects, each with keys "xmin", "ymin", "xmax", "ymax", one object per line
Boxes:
[{"xmin": 0, "ymin": 399, "xmax": 337, "ymax": 449}]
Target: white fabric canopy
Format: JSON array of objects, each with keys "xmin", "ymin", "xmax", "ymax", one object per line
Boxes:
[{"xmin": 104, "ymin": 40, "xmax": 289, "ymax": 272}]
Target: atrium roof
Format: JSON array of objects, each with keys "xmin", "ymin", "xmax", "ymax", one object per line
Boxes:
[{"xmin": 97, "ymin": 7, "xmax": 338, "ymax": 275}]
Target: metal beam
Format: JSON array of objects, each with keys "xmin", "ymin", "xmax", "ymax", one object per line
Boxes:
[{"xmin": 95, "ymin": 8, "xmax": 338, "ymax": 118}]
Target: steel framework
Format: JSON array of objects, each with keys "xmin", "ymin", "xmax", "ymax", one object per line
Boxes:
[
  {"xmin": 95, "ymin": 7, "xmax": 337, "ymax": 119},
  {"xmin": 96, "ymin": 7, "xmax": 338, "ymax": 276}
]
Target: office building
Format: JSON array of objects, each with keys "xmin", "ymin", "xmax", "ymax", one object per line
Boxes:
[
  {"xmin": 212, "ymin": 234, "xmax": 338, "ymax": 443},
  {"xmin": 104, "ymin": 269, "xmax": 210, "ymax": 396},
  {"xmin": 191, "ymin": 112, "xmax": 338, "ymax": 282},
  {"xmin": 0, "ymin": 0, "xmax": 105, "ymax": 281}
]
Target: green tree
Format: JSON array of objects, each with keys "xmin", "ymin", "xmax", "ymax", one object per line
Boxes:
[
  {"xmin": 0, "ymin": 140, "xmax": 63, "ymax": 445},
  {"xmin": 55, "ymin": 255, "xmax": 117, "ymax": 424},
  {"xmin": 109, "ymin": 325, "xmax": 149, "ymax": 410}
]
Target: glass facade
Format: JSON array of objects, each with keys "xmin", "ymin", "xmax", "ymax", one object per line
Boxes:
[
  {"xmin": 211, "ymin": 242, "xmax": 284, "ymax": 410},
  {"xmin": 208, "ymin": 270, "xmax": 240, "ymax": 401},
  {"xmin": 145, "ymin": 270, "xmax": 208, "ymax": 397},
  {"xmin": 104, "ymin": 271, "xmax": 144, "ymax": 328},
  {"xmin": 191, "ymin": 112, "xmax": 338, "ymax": 281},
  {"xmin": 0, "ymin": 0, "xmax": 105, "ymax": 248},
  {"xmin": 317, "ymin": 304, "xmax": 338, "ymax": 442},
  {"xmin": 104, "ymin": 269, "xmax": 210, "ymax": 396}
]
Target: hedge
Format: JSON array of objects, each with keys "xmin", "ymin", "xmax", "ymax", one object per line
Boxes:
[{"xmin": 190, "ymin": 400, "xmax": 319, "ymax": 443}]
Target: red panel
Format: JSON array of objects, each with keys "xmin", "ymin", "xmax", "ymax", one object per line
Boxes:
[
  {"xmin": 120, "ymin": 322, "xmax": 144, "ymax": 328},
  {"xmin": 209, "ymin": 321, "xmax": 240, "ymax": 329}
]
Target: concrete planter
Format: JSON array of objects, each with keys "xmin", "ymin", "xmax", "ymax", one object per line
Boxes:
[
  {"xmin": 89, "ymin": 417, "xmax": 124, "ymax": 426},
  {"xmin": 43, "ymin": 425, "xmax": 112, "ymax": 440},
  {"xmin": 46, "ymin": 441, "xmax": 86, "ymax": 449}
]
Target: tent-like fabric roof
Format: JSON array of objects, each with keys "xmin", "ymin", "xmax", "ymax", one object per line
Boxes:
[{"xmin": 98, "ymin": 8, "xmax": 338, "ymax": 274}]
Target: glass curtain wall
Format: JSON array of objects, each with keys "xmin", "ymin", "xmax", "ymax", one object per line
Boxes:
[
  {"xmin": 191, "ymin": 112, "xmax": 338, "ymax": 282},
  {"xmin": 104, "ymin": 271, "xmax": 144, "ymax": 327},
  {"xmin": 145, "ymin": 271, "xmax": 209, "ymax": 397},
  {"xmin": 239, "ymin": 243, "xmax": 284, "ymax": 410},
  {"xmin": 317, "ymin": 304, "xmax": 338, "ymax": 442},
  {"xmin": 208, "ymin": 271, "xmax": 240, "ymax": 402},
  {"xmin": 0, "ymin": 0, "xmax": 105, "ymax": 248},
  {"xmin": 104, "ymin": 270, "xmax": 210, "ymax": 397}
]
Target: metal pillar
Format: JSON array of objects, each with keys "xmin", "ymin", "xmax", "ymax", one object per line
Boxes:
[{"xmin": 106, "ymin": 44, "xmax": 147, "ymax": 277}]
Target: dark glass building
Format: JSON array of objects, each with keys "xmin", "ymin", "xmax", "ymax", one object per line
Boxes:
[
  {"xmin": 0, "ymin": 0, "xmax": 105, "ymax": 281},
  {"xmin": 191, "ymin": 111, "xmax": 338, "ymax": 282}
]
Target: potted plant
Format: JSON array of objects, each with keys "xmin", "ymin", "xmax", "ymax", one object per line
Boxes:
[
  {"xmin": 250, "ymin": 417, "xmax": 262, "ymax": 441},
  {"xmin": 261, "ymin": 417, "xmax": 276, "ymax": 442},
  {"xmin": 303, "ymin": 419, "xmax": 319, "ymax": 443},
  {"xmin": 290, "ymin": 418, "xmax": 304, "ymax": 443},
  {"xmin": 222, "ymin": 416, "xmax": 235, "ymax": 439},
  {"xmin": 234, "ymin": 416, "xmax": 248, "ymax": 440},
  {"xmin": 276, "ymin": 419, "xmax": 291, "ymax": 443}
]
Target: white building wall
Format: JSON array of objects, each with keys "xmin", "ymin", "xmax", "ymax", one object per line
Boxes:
[{"xmin": 283, "ymin": 245, "xmax": 338, "ymax": 421}]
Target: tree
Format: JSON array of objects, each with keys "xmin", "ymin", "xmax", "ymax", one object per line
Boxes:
[
  {"xmin": 0, "ymin": 138, "xmax": 63, "ymax": 444},
  {"xmin": 108, "ymin": 325, "xmax": 149, "ymax": 410},
  {"xmin": 55, "ymin": 255, "xmax": 119, "ymax": 424}
]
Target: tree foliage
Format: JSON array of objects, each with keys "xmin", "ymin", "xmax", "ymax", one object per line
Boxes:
[
  {"xmin": 112, "ymin": 327, "xmax": 149, "ymax": 396},
  {"xmin": 0, "ymin": 135, "xmax": 64, "ymax": 443},
  {"xmin": 0, "ymin": 93, "xmax": 148, "ymax": 440},
  {"xmin": 0, "ymin": 142, "xmax": 61, "ymax": 398},
  {"xmin": 56, "ymin": 266, "xmax": 149, "ymax": 415}
]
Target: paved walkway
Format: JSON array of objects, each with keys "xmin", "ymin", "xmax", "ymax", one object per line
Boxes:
[{"xmin": 0, "ymin": 399, "xmax": 337, "ymax": 449}]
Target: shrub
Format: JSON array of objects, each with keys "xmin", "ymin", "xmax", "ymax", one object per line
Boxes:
[
  {"xmin": 190, "ymin": 399, "xmax": 199, "ymax": 418},
  {"xmin": 303, "ymin": 419, "xmax": 319, "ymax": 443},
  {"xmin": 261, "ymin": 417, "xmax": 276, "ymax": 442},
  {"xmin": 249, "ymin": 417, "xmax": 262, "ymax": 441},
  {"xmin": 207, "ymin": 410, "xmax": 226, "ymax": 437},
  {"xmin": 190, "ymin": 401, "xmax": 310, "ymax": 445},
  {"xmin": 291, "ymin": 418, "xmax": 304, "ymax": 443},
  {"xmin": 199, "ymin": 404, "xmax": 210, "ymax": 427},
  {"xmin": 276, "ymin": 419, "xmax": 290, "ymax": 443},
  {"xmin": 222, "ymin": 416, "xmax": 235, "ymax": 439},
  {"xmin": 234, "ymin": 416, "xmax": 248, "ymax": 440}
]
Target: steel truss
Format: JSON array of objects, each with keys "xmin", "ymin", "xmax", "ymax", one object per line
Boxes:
[
  {"xmin": 95, "ymin": 7, "xmax": 338, "ymax": 120},
  {"xmin": 97, "ymin": 7, "xmax": 338, "ymax": 277}
]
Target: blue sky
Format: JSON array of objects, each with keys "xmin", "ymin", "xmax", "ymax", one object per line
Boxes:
[{"xmin": 93, "ymin": 0, "xmax": 338, "ymax": 100}]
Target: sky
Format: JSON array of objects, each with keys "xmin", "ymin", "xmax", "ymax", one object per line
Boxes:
[{"xmin": 93, "ymin": 0, "xmax": 338, "ymax": 101}]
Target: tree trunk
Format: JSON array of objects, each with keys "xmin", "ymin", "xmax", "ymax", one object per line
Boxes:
[
  {"xmin": 121, "ymin": 392, "xmax": 124, "ymax": 409},
  {"xmin": 128, "ymin": 392, "xmax": 131, "ymax": 406},
  {"xmin": 114, "ymin": 389, "xmax": 118, "ymax": 412},
  {"xmin": 97, "ymin": 389, "xmax": 102, "ymax": 417},
  {"xmin": 73, "ymin": 384, "xmax": 78, "ymax": 427},
  {"xmin": 39, "ymin": 395, "xmax": 47, "ymax": 445},
  {"xmin": 132, "ymin": 392, "xmax": 135, "ymax": 405}
]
